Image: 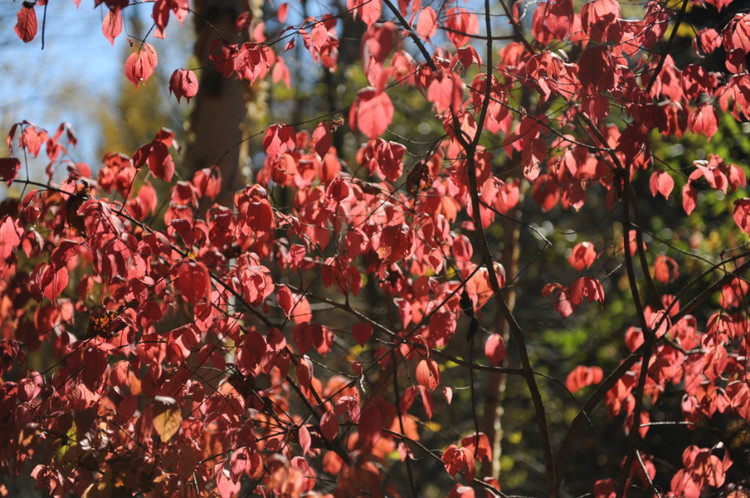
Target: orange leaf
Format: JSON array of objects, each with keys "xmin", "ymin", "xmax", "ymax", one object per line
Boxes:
[{"xmin": 416, "ymin": 358, "xmax": 440, "ymax": 391}]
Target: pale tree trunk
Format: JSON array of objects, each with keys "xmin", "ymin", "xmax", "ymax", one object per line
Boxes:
[
  {"xmin": 185, "ymin": 0, "xmax": 251, "ymax": 208},
  {"xmin": 481, "ymin": 205, "xmax": 522, "ymax": 478}
]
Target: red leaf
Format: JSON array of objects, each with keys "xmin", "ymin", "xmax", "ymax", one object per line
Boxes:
[
  {"xmin": 720, "ymin": 278, "xmax": 749, "ymax": 309},
  {"xmin": 704, "ymin": 0, "xmax": 732, "ymax": 10},
  {"xmin": 216, "ymin": 469, "xmax": 241, "ymax": 498},
  {"xmin": 174, "ymin": 261, "xmax": 210, "ymax": 306},
  {"xmin": 532, "ymin": 174, "xmax": 560, "ymax": 212},
  {"xmin": 461, "ymin": 433, "xmax": 492, "ymax": 462},
  {"xmin": 82, "ymin": 346, "xmax": 107, "ymax": 390},
  {"xmin": 443, "ymin": 386, "xmax": 453, "ymax": 405},
  {"xmin": 359, "ymin": 403, "xmax": 383, "ymax": 445},
  {"xmin": 169, "ymin": 69, "xmax": 199, "ymax": 103},
  {"xmin": 578, "ymin": 46, "xmax": 616, "ymax": 92},
  {"xmin": 147, "ymin": 140, "xmax": 175, "ymax": 182},
  {"xmin": 682, "ymin": 183, "xmax": 697, "ymax": 215},
  {"xmin": 298, "ymin": 424, "xmax": 311, "ymax": 456},
  {"xmin": 234, "ymin": 42, "xmax": 269, "ymax": 83},
  {"xmin": 322, "ymin": 451, "xmax": 343, "ymax": 475},
  {"xmin": 553, "ymin": 290, "xmax": 574, "ymax": 318},
  {"xmin": 272, "ymin": 57, "xmax": 291, "ymax": 88},
  {"xmin": 484, "ymin": 334, "xmax": 506, "ymax": 365},
  {"xmin": 19, "ymin": 125, "xmax": 48, "ymax": 158},
  {"xmin": 733, "ymin": 198, "xmax": 750, "ymax": 234},
  {"xmin": 320, "ymin": 411, "xmax": 339, "ymax": 441},
  {"xmin": 326, "ymin": 177, "xmax": 350, "ymax": 202},
  {"xmin": 278, "ymin": 3, "xmax": 288, "ymax": 23},
  {"xmin": 292, "ymin": 322, "xmax": 313, "ymax": 355},
  {"xmin": 169, "ymin": 218, "xmax": 195, "ymax": 246},
  {"xmin": 442, "ymin": 445, "xmax": 462, "ymax": 477},
  {"xmin": 350, "ymin": 87, "xmax": 394, "ymax": 139},
  {"xmin": 0, "ymin": 217, "xmax": 23, "ymax": 260},
  {"xmin": 649, "ymin": 170, "xmax": 674, "ymax": 200},
  {"xmin": 263, "ymin": 124, "xmax": 296, "ymax": 159},
  {"xmin": 445, "ymin": 8, "xmax": 479, "ymax": 47},
  {"xmin": 348, "ymin": 0, "xmax": 382, "ymax": 27},
  {"xmin": 442, "ymin": 445, "xmax": 476, "ymax": 481},
  {"xmin": 695, "ymin": 28, "xmax": 722, "ymax": 55},
  {"xmin": 570, "ymin": 276, "xmax": 605, "ymax": 308},
  {"xmin": 277, "ymin": 286, "xmax": 311, "ymax": 323},
  {"xmin": 43, "ymin": 266, "xmax": 68, "ymax": 301},
  {"xmin": 151, "ymin": 0, "xmax": 188, "ymax": 39},
  {"xmin": 125, "ymin": 43, "xmax": 158, "ymax": 88},
  {"xmin": 237, "ymin": 189, "xmax": 275, "ymax": 232},
  {"xmin": 566, "ymin": 365, "xmax": 603, "ymax": 393},
  {"xmin": 449, "ymin": 484, "xmax": 475, "ymax": 498},
  {"xmin": 277, "ymin": 285, "xmax": 294, "ymax": 317},
  {"xmin": 312, "ymin": 122, "xmax": 332, "ymax": 158},
  {"xmin": 416, "ymin": 7, "xmax": 437, "ymax": 41},
  {"xmin": 352, "ymin": 322, "xmax": 373, "ymax": 346},
  {"xmin": 594, "ymin": 479, "xmax": 617, "ymax": 498},
  {"xmin": 210, "ymin": 40, "xmax": 238, "ymax": 78},
  {"xmin": 522, "ymin": 138, "xmax": 547, "ymax": 181},
  {"xmin": 581, "ymin": 0, "xmax": 620, "ymax": 43},
  {"xmin": 192, "ymin": 168, "xmax": 221, "ymax": 200},
  {"xmin": 102, "ymin": 8, "xmax": 123, "ymax": 46},
  {"xmin": 455, "ymin": 46, "xmax": 481, "ymax": 73},
  {"xmin": 726, "ymin": 381, "xmax": 750, "ymax": 419},
  {"xmin": 568, "ymin": 241, "xmax": 596, "ymax": 271},
  {"xmin": 296, "ymin": 356, "xmax": 313, "ymax": 388},
  {"xmin": 544, "ymin": 0, "xmax": 574, "ymax": 39},
  {"xmin": 377, "ymin": 223, "xmax": 413, "ymax": 263},
  {"xmin": 427, "ymin": 72, "xmax": 464, "ymax": 114},
  {"xmin": 237, "ymin": 331, "xmax": 267, "ymax": 375},
  {"xmin": 291, "ymin": 295, "xmax": 312, "ymax": 324},
  {"xmin": 654, "ymin": 254, "xmax": 679, "ymax": 284},
  {"xmin": 418, "ymin": 385, "xmax": 434, "ymax": 419},
  {"xmin": 688, "ymin": 104, "xmax": 718, "ymax": 141},
  {"xmin": 416, "ymin": 358, "xmax": 440, "ymax": 391},
  {"xmin": 400, "ymin": 386, "xmax": 418, "ymax": 413},
  {"xmin": 15, "ymin": 4, "xmax": 37, "ymax": 43},
  {"xmin": 728, "ymin": 13, "xmax": 750, "ymax": 54},
  {"xmin": 0, "ymin": 157, "xmax": 21, "ymax": 186}
]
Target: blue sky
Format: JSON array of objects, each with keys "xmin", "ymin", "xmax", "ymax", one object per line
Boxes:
[{"xmin": 0, "ymin": 1, "xmax": 190, "ymax": 182}]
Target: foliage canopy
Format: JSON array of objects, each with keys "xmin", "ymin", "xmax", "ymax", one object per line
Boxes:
[{"xmin": 2, "ymin": 0, "xmax": 750, "ymax": 496}]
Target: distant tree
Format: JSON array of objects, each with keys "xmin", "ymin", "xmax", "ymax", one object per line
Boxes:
[{"xmin": 1, "ymin": 0, "xmax": 750, "ymax": 497}]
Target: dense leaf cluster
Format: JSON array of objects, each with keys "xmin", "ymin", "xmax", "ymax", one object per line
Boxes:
[{"xmin": 2, "ymin": 0, "xmax": 750, "ymax": 496}]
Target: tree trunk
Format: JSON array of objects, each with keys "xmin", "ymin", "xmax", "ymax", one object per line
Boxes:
[
  {"xmin": 481, "ymin": 201, "xmax": 522, "ymax": 478},
  {"xmin": 185, "ymin": 0, "xmax": 250, "ymax": 208}
]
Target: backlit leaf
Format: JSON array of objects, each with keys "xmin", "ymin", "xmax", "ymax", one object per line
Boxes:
[
  {"xmin": 125, "ymin": 43, "xmax": 158, "ymax": 87},
  {"xmin": 15, "ymin": 4, "xmax": 37, "ymax": 43},
  {"xmin": 102, "ymin": 9, "xmax": 123, "ymax": 46},
  {"xmin": 350, "ymin": 87, "xmax": 393, "ymax": 139}
]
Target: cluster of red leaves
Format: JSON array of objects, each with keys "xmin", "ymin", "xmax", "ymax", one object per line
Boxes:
[{"xmin": 4, "ymin": 0, "xmax": 750, "ymax": 497}]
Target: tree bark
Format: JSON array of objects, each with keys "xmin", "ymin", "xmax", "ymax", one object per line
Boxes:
[
  {"xmin": 185, "ymin": 0, "xmax": 250, "ymax": 208},
  {"xmin": 481, "ymin": 199, "xmax": 522, "ymax": 478}
]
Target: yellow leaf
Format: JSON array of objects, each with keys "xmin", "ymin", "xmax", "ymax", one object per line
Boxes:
[
  {"xmin": 152, "ymin": 397, "xmax": 182, "ymax": 442},
  {"xmin": 423, "ymin": 421, "xmax": 442, "ymax": 432},
  {"xmin": 82, "ymin": 473, "xmax": 114, "ymax": 498}
]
